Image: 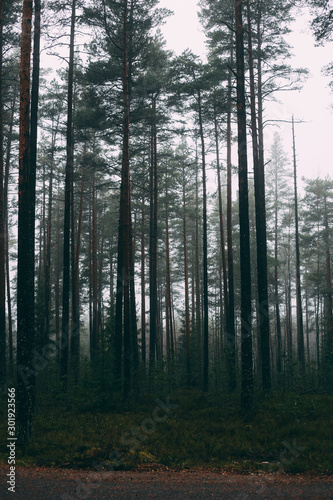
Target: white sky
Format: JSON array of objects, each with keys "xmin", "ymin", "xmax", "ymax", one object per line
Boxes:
[{"xmin": 158, "ymin": 0, "xmax": 333, "ymax": 184}]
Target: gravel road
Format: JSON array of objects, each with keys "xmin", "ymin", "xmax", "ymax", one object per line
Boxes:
[{"xmin": 0, "ymin": 466, "xmax": 332, "ymax": 499}]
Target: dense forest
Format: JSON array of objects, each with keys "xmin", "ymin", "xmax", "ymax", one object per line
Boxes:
[{"xmin": 0, "ymin": 0, "xmax": 333, "ymax": 475}]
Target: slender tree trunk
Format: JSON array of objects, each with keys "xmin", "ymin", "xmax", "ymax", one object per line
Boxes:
[
  {"xmin": 91, "ymin": 172, "xmax": 98, "ymax": 361},
  {"xmin": 17, "ymin": 0, "xmax": 34, "ymax": 442},
  {"xmin": 235, "ymin": 0, "xmax": 254, "ymax": 412},
  {"xmin": 197, "ymin": 90, "xmax": 209, "ymax": 393},
  {"xmin": 0, "ymin": 0, "xmax": 6, "ymax": 387},
  {"xmin": 4, "ymin": 85, "xmax": 17, "ymax": 376},
  {"xmin": 149, "ymin": 96, "xmax": 158, "ymax": 373},
  {"xmin": 247, "ymin": 0, "xmax": 271, "ymax": 393},
  {"xmin": 182, "ymin": 163, "xmax": 191, "ymax": 385},
  {"xmin": 61, "ymin": 0, "xmax": 75, "ymax": 383},
  {"xmin": 286, "ymin": 212, "xmax": 293, "ymax": 385},
  {"xmin": 274, "ymin": 168, "xmax": 282, "ymax": 374},
  {"xmin": 55, "ymin": 187, "xmax": 61, "ymax": 358},
  {"xmin": 165, "ymin": 169, "xmax": 174, "ymax": 369},
  {"xmin": 292, "ymin": 116, "xmax": 305, "ymax": 378},
  {"xmin": 195, "ymin": 151, "xmax": 201, "ymax": 385},
  {"xmin": 98, "ymin": 225, "xmax": 104, "ymax": 342},
  {"xmin": 44, "ymin": 142, "xmax": 54, "ymax": 348},
  {"xmin": 89, "ymin": 187, "xmax": 93, "ymax": 358},
  {"xmin": 141, "ymin": 189, "xmax": 146, "ymax": 364},
  {"xmin": 214, "ymin": 107, "xmax": 229, "ymax": 347},
  {"xmin": 70, "ymin": 160, "xmax": 85, "ymax": 378},
  {"xmin": 226, "ymin": 55, "xmax": 236, "ymax": 393},
  {"xmin": 129, "ymin": 202, "xmax": 138, "ymax": 382},
  {"xmin": 324, "ymin": 193, "xmax": 333, "ymax": 374},
  {"xmin": 121, "ymin": 0, "xmax": 131, "ymax": 396}
]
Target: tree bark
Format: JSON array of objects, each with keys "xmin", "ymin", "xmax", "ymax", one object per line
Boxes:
[
  {"xmin": 4, "ymin": 83, "xmax": 17, "ymax": 377},
  {"xmin": 61, "ymin": 0, "xmax": 76, "ymax": 383},
  {"xmin": 197, "ymin": 89, "xmax": 209, "ymax": 393},
  {"xmin": 182, "ymin": 163, "xmax": 191, "ymax": 385},
  {"xmin": 121, "ymin": 0, "xmax": 131, "ymax": 396},
  {"xmin": 226, "ymin": 55, "xmax": 236, "ymax": 393},
  {"xmin": 246, "ymin": 0, "xmax": 271, "ymax": 393},
  {"xmin": 292, "ymin": 116, "xmax": 305, "ymax": 378},
  {"xmin": 214, "ymin": 107, "xmax": 229, "ymax": 354},
  {"xmin": 149, "ymin": 96, "xmax": 158, "ymax": 373},
  {"xmin": 235, "ymin": 0, "xmax": 254, "ymax": 412},
  {"xmin": 141, "ymin": 187, "xmax": 146, "ymax": 364},
  {"xmin": 0, "ymin": 0, "xmax": 6, "ymax": 387},
  {"xmin": 17, "ymin": 0, "xmax": 34, "ymax": 442}
]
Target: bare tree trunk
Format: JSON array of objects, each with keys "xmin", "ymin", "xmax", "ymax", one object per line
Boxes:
[
  {"xmin": 324, "ymin": 192, "xmax": 333, "ymax": 379},
  {"xmin": 61, "ymin": 0, "xmax": 76, "ymax": 383},
  {"xmin": 121, "ymin": 0, "xmax": 131, "ymax": 396},
  {"xmin": 44, "ymin": 141, "xmax": 54, "ymax": 348},
  {"xmin": 17, "ymin": 0, "xmax": 34, "ymax": 442},
  {"xmin": 129, "ymin": 203, "xmax": 138, "ymax": 382},
  {"xmin": 141, "ymin": 189, "xmax": 146, "ymax": 364},
  {"xmin": 91, "ymin": 172, "xmax": 98, "ymax": 360},
  {"xmin": 235, "ymin": 0, "xmax": 254, "ymax": 412},
  {"xmin": 72, "ymin": 159, "xmax": 85, "ymax": 375},
  {"xmin": 195, "ymin": 152, "xmax": 201, "ymax": 386},
  {"xmin": 0, "ymin": 0, "xmax": 6, "ymax": 386},
  {"xmin": 214, "ymin": 108, "xmax": 229, "ymax": 352},
  {"xmin": 182, "ymin": 163, "xmax": 191, "ymax": 385},
  {"xmin": 274, "ymin": 168, "xmax": 282, "ymax": 374},
  {"xmin": 197, "ymin": 89, "xmax": 209, "ymax": 393},
  {"xmin": 4, "ymin": 86, "xmax": 17, "ymax": 377},
  {"xmin": 247, "ymin": 0, "xmax": 271, "ymax": 393},
  {"xmin": 292, "ymin": 116, "xmax": 305, "ymax": 378},
  {"xmin": 149, "ymin": 96, "xmax": 158, "ymax": 373},
  {"xmin": 55, "ymin": 186, "xmax": 61, "ymax": 359},
  {"xmin": 226, "ymin": 46, "xmax": 236, "ymax": 393}
]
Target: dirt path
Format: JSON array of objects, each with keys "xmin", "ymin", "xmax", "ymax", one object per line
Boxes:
[{"xmin": 0, "ymin": 466, "xmax": 332, "ymax": 499}]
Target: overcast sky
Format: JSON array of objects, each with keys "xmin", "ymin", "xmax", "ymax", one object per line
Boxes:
[{"xmin": 158, "ymin": 0, "xmax": 333, "ymax": 184}]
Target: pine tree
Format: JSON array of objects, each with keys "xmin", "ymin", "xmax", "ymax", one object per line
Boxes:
[{"xmin": 17, "ymin": 0, "xmax": 34, "ymax": 443}]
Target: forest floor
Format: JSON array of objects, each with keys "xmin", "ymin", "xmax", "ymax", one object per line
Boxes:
[
  {"xmin": 0, "ymin": 465, "xmax": 332, "ymax": 499},
  {"xmin": 1, "ymin": 388, "xmax": 333, "ymax": 497}
]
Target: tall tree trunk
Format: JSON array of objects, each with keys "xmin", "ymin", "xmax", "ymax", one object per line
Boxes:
[
  {"xmin": 149, "ymin": 96, "xmax": 158, "ymax": 373},
  {"xmin": 226, "ymin": 54, "xmax": 236, "ymax": 393},
  {"xmin": 141, "ymin": 188, "xmax": 146, "ymax": 364},
  {"xmin": 286, "ymin": 211, "xmax": 293, "ymax": 385},
  {"xmin": 44, "ymin": 143, "xmax": 54, "ymax": 348},
  {"xmin": 165, "ymin": 169, "xmax": 174, "ymax": 371},
  {"xmin": 17, "ymin": 0, "xmax": 34, "ymax": 442},
  {"xmin": 121, "ymin": 0, "xmax": 131, "ymax": 396},
  {"xmin": 247, "ymin": 0, "xmax": 271, "ymax": 393},
  {"xmin": 61, "ymin": 0, "xmax": 75, "ymax": 383},
  {"xmin": 292, "ymin": 116, "xmax": 305, "ymax": 378},
  {"xmin": 70, "ymin": 160, "xmax": 85, "ymax": 379},
  {"xmin": 55, "ymin": 185, "xmax": 61, "ymax": 359},
  {"xmin": 4, "ymin": 86, "xmax": 17, "ymax": 377},
  {"xmin": 235, "ymin": 0, "xmax": 254, "ymax": 412},
  {"xmin": 91, "ymin": 172, "xmax": 98, "ymax": 361},
  {"xmin": 195, "ymin": 150, "xmax": 201, "ymax": 386},
  {"xmin": 324, "ymin": 191, "xmax": 333, "ymax": 379},
  {"xmin": 197, "ymin": 90, "xmax": 209, "ymax": 393},
  {"xmin": 182, "ymin": 163, "xmax": 191, "ymax": 385},
  {"xmin": 129, "ymin": 202, "xmax": 138, "ymax": 383},
  {"xmin": 274, "ymin": 165, "xmax": 282, "ymax": 374},
  {"xmin": 0, "ymin": 0, "xmax": 6, "ymax": 387},
  {"xmin": 214, "ymin": 106, "xmax": 229, "ymax": 347}
]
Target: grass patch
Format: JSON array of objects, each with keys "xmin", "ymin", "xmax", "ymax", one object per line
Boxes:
[{"xmin": 0, "ymin": 389, "xmax": 332, "ymax": 473}]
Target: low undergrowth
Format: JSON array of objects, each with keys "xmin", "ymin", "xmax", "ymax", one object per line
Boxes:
[{"xmin": 0, "ymin": 388, "xmax": 332, "ymax": 474}]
